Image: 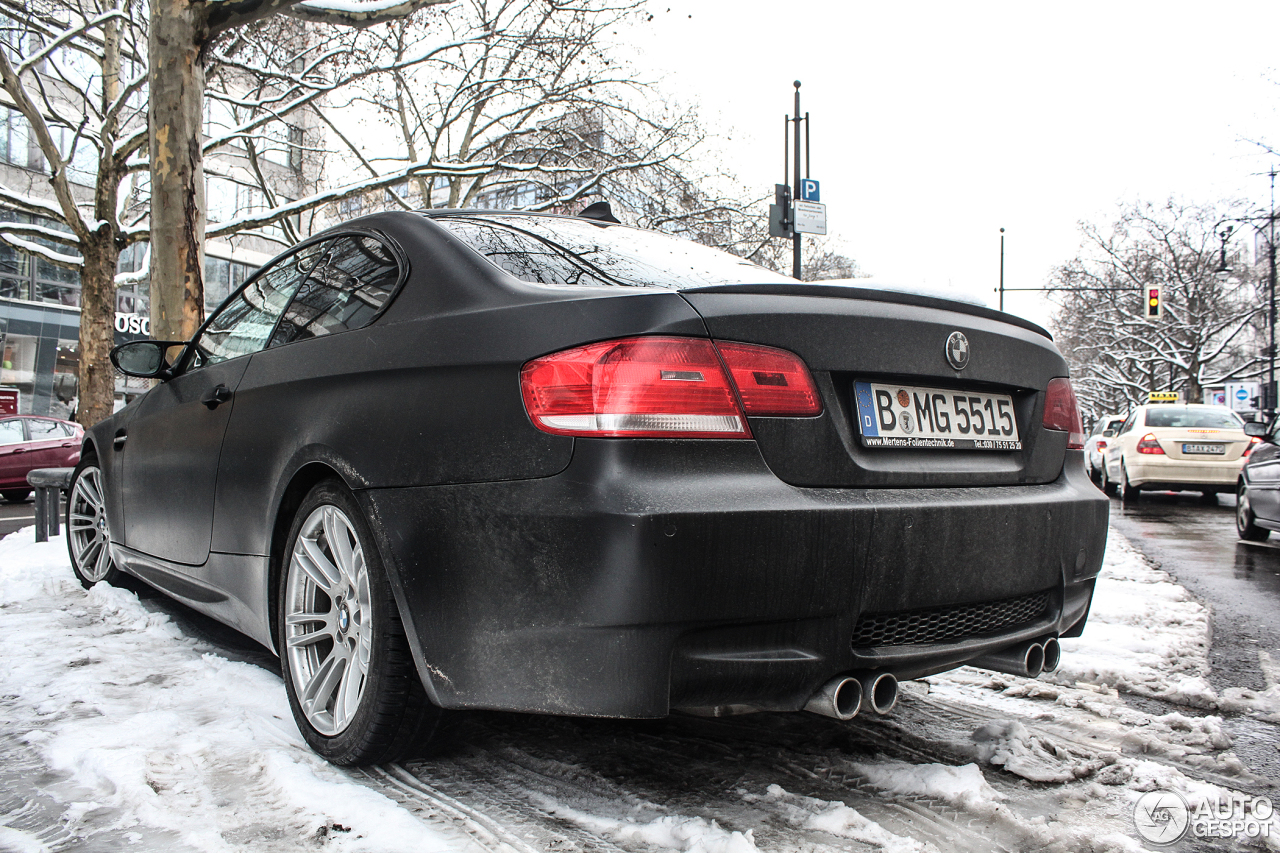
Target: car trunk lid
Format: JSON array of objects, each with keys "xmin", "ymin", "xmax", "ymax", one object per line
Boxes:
[{"xmin": 679, "ymin": 284, "xmax": 1072, "ymax": 488}]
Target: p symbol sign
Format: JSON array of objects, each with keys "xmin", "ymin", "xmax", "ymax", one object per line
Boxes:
[{"xmin": 800, "ymin": 179, "xmax": 820, "ymax": 202}]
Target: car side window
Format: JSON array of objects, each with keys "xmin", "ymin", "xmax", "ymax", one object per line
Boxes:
[
  {"xmin": 26, "ymin": 419, "xmax": 65, "ymax": 438},
  {"xmin": 269, "ymin": 235, "xmax": 402, "ymax": 348},
  {"xmin": 0, "ymin": 419, "xmax": 23, "ymax": 445},
  {"xmin": 437, "ymin": 218, "xmax": 615, "ymax": 287},
  {"xmin": 1119, "ymin": 413, "xmax": 1136, "ymax": 435},
  {"xmin": 194, "ymin": 243, "xmax": 325, "ymax": 367}
]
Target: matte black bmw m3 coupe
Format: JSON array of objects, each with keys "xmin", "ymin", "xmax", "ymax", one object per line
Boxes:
[{"xmin": 71, "ymin": 208, "xmax": 1108, "ymax": 764}]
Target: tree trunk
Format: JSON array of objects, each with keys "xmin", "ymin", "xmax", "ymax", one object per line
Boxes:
[
  {"xmin": 77, "ymin": 3, "xmax": 122, "ymax": 429},
  {"xmin": 148, "ymin": 0, "xmax": 208, "ymax": 343},
  {"xmin": 78, "ymin": 238, "xmax": 119, "ymax": 426}
]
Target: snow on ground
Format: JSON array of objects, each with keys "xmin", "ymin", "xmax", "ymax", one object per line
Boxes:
[
  {"xmin": 0, "ymin": 528, "xmax": 459, "ymax": 853},
  {"xmin": 1, "ymin": 523, "xmax": 1277, "ymax": 852}
]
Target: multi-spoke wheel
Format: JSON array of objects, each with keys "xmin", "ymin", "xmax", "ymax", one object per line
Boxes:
[
  {"xmin": 1237, "ymin": 482, "xmax": 1270, "ymax": 541},
  {"xmin": 66, "ymin": 455, "xmax": 122, "ymax": 588},
  {"xmin": 278, "ymin": 479, "xmax": 442, "ymax": 765}
]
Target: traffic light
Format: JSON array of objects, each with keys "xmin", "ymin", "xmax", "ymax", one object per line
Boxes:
[{"xmin": 1145, "ymin": 285, "xmax": 1162, "ymax": 319}]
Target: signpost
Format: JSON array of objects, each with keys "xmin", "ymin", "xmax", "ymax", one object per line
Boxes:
[
  {"xmin": 772, "ymin": 81, "xmax": 825, "ymax": 279},
  {"xmin": 0, "ymin": 387, "xmax": 17, "ymax": 416},
  {"xmin": 1226, "ymin": 381, "xmax": 1261, "ymax": 413}
]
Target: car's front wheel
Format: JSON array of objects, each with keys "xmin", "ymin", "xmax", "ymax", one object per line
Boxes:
[
  {"xmin": 278, "ymin": 479, "xmax": 443, "ymax": 765},
  {"xmin": 66, "ymin": 455, "xmax": 123, "ymax": 588},
  {"xmin": 1237, "ymin": 483, "xmax": 1270, "ymax": 541}
]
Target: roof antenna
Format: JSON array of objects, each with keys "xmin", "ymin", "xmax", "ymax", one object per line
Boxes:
[{"xmin": 578, "ymin": 200, "xmax": 620, "ymax": 224}]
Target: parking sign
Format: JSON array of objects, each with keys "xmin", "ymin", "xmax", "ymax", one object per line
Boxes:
[{"xmin": 800, "ymin": 179, "xmax": 820, "ymax": 202}]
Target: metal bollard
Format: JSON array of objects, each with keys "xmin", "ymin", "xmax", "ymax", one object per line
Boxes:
[{"xmin": 26, "ymin": 468, "xmax": 75, "ymax": 542}]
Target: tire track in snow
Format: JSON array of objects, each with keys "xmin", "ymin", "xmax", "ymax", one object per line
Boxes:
[{"xmin": 366, "ymin": 712, "xmax": 1032, "ymax": 853}]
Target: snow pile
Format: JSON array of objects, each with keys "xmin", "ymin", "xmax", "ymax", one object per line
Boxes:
[
  {"xmin": 0, "ymin": 528, "xmax": 459, "ymax": 853},
  {"xmin": 749, "ymin": 785, "xmax": 932, "ymax": 853},
  {"xmin": 1051, "ymin": 533, "xmax": 1210, "ymax": 699},
  {"xmin": 1047, "ymin": 530, "xmax": 1280, "ymax": 718},
  {"xmin": 534, "ymin": 795, "xmax": 758, "ymax": 853},
  {"xmin": 848, "ymin": 761, "xmax": 1000, "ymax": 811}
]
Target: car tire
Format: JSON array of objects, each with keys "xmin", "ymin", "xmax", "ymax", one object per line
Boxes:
[
  {"xmin": 1100, "ymin": 462, "xmax": 1117, "ymax": 497},
  {"xmin": 1, "ymin": 489, "xmax": 31, "ymax": 503},
  {"xmin": 1237, "ymin": 483, "xmax": 1270, "ymax": 541},
  {"xmin": 1120, "ymin": 462, "xmax": 1140, "ymax": 502},
  {"xmin": 1087, "ymin": 462, "xmax": 1101, "ymax": 486},
  {"xmin": 278, "ymin": 478, "xmax": 443, "ymax": 765},
  {"xmin": 65, "ymin": 454, "xmax": 124, "ymax": 589}
]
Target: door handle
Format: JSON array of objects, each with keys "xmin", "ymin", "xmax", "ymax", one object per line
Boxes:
[
  {"xmin": 113, "ymin": 430, "xmax": 127, "ymax": 451},
  {"xmin": 201, "ymin": 384, "xmax": 233, "ymax": 409},
  {"xmin": 11, "ymin": 447, "xmax": 25, "ymax": 454}
]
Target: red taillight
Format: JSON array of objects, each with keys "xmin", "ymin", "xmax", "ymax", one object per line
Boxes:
[
  {"xmin": 713, "ymin": 341, "xmax": 822, "ymax": 416},
  {"xmin": 1096, "ymin": 439, "xmax": 1108, "ymax": 450},
  {"xmin": 1136, "ymin": 433, "xmax": 1165, "ymax": 454},
  {"xmin": 520, "ymin": 337, "xmax": 821, "ymax": 438},
  {"xmin": 1244, "ymin": 436, "xmax": 1262, "ymax": 457},
  {"xmin": 1042, "ymin": 377, "xmax": 1084, "ymax": 449}
]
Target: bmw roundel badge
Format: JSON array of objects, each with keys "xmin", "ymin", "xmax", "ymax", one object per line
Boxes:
[{"xmin": 946, "ymin": 331, "xmax": 970, "ymax": 370}]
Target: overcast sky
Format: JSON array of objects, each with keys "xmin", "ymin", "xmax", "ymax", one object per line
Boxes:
[{"xmin": 614, "ymin": 1, "xmax": 1279, "ymax": 329}]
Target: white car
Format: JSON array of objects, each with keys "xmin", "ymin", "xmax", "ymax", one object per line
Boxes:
[
  {"xmin": 1085, "ymin": 415, "xmax": 1126, "ymax": 485},
  {"xmin": 1101, "ymin": 404, "xmax": 1253, "ymax": 500}
]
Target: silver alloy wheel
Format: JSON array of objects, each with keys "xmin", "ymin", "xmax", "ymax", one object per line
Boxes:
[
  {"xmin": 68, "ymin": 465, "xmax": 114, "ymax": 583},
  {"xmin": 284, "ymin": 505, "xmax": 373, "ymax": 737},
  {"xmin": 1239, "ymin": 487, "xmax": 1253, "ymax": 531}
]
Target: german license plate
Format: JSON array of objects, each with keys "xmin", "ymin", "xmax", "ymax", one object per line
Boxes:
[
  {"xmin": 853, "ymin": 381, "xmax": 1022, "ymax": 450},
  {"xmin": 1182, "ymin": 443, "xmax": 1225, "ymax": 455}
]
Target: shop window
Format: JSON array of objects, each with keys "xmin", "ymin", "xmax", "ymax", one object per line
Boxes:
[{"xmin": 1, "ymin": 334, "xmax": 36, "ymax": 412}]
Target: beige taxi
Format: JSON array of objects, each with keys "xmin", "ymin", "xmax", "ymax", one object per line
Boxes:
[{"xmin": 1100, "ymin": 403, "xmax": 1255, "ymax": 500}]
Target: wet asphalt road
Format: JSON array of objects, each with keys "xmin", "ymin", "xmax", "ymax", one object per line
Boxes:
[{"xmin": 0, "ymin": 493, "xmax": 41, "ymax": 539}]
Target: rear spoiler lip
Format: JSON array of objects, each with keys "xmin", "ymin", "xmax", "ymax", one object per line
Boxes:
[{"xmin": 679, "ymin": 283, "xmax": 1052, "ymax": 341}]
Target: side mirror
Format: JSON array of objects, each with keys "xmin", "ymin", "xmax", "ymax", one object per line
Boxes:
[
  {"xmin": 110, "ymin": 340, "xmax": 186, "ymax": 379},
  {"xmin": 1244, "ymin": 421, "xmax": 1269, "ymax": 439},
  {"xmin": 1102, "ymin": 429, "xmax": 1115, "ymax": 438}
]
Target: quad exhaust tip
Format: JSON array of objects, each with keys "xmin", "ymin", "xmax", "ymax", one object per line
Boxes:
[
  {"xmin": 1042, "ymin": 636, "xmax": 1061, "ymax": 673},
  {"xmin": 859, "ymin": 671, "xmax": 899, "ymax": 715},
  {"xmin": 972, "ymin": 637, "xmax": 1063, "ymax": 679},
  {"xmin": 804, "ymin": 675, "xmax": 863, "ymax": 720}
]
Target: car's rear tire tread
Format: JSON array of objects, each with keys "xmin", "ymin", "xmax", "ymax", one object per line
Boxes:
[{"xmin": 278, "ymin": 478, "xmax": 444, "ymax": 765}]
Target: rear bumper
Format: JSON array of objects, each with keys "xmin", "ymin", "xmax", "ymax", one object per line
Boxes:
[
  {"xmin": 1126, "ymin": 455, "xmax": 1244, "ymax": 489},
  {"xmin": 359, "ymin": 442, "xmax": 1108, "ymax": 717}
]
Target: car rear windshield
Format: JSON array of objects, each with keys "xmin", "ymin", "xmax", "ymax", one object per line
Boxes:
[
  {"xmin": 434, "ymin": 214, "xmax": 796, "ymax": 289},
  {"xmin": 1144, "ymin": 407, "xmax": 1243, "ymax": 429}
]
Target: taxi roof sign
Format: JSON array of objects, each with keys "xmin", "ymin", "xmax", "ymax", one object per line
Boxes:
[{"xmin": 1147, "ymin": 391, "xmax": 1181, "ymax": 403}]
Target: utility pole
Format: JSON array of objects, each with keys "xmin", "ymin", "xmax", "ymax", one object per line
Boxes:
[{"xmin": 770, "ymin": 81, "xmax": 823, "ymax": 279}]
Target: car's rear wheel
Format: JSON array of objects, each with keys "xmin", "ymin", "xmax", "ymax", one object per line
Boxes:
[
  {"xmin": 278, "ymin": 479, "xmax": 443, "ymax": 765},
  {"xmin": 1, "ymin": 489, "xmax": 31, "ymax": 503},
  {"xmin": 1120, "ymin": 462, "xmax": 1140, "ymax": 502},
  {"xmin": 66, "ymin": 455, "xmax": 123, "ymax": 588},
  {"xmin": 1237, "ymin": 483, "xmax": 1270, "ymax": 541}
]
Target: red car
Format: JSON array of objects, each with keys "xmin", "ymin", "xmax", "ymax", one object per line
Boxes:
[{"xmin": 0, "ymin": 415, "xmax": 83, "ymax": 502}]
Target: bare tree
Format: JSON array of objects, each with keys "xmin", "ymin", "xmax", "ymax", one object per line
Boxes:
[
  {"xmin": 1048, "ymin": 199, "xmax": 1265, "ymax": 421},
  {"xmin": 0, "ymin": 0, "xmax": 150, "ymax": 425}
]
